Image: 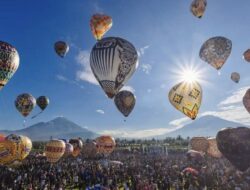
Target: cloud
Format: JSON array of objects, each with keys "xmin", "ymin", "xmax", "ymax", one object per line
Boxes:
[
  {"xmin": 168, "ymin": 117, "xmax": 192, "ymax": 130},
  {"xmin": 218, "ymin": 86, "xmax": 249, "ymax": 106},
  {"xmin": 137, "ymin": 45, "xmax": 150, "ymax": 57},
  {"xmin": 121, "ymin": 85, "xmax": 135, "ymax": 93},
  {"xmin": 100, "ymin": 127, "xmax": 173, "ymax": 138},
  {"xmin": 96, "ymin": 109, "xmax": 105, "ymax": 114},
  {"xmin": 141, "ymin": 64, "xmax": 152, "ymax": 74},
  {"xmin": 75, "ymin": 50, "xmax": 98, "ymax": 85},
  {"xmin": 56, "ymin": 74, "xmax": 84, "ymax": 89}
]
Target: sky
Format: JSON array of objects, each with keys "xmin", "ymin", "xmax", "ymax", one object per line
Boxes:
[{"xmin": 1, "ymin": 0, "xmax": 250, "ymax": 138}]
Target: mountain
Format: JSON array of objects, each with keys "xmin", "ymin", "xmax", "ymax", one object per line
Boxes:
[
  {"xmin": 0, "ymin": 117, "xmax": 98, "ymax": 141},
  {"xmin": 163, "ymin": 115, "xmax": 247, "ymax": 138}
]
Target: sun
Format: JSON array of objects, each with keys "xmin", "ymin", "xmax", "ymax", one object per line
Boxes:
[{"xmin": 179, "ymin": 67, "xmax": 200, "ymax": 83}]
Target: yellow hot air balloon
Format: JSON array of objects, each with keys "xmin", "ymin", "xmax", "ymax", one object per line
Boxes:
[
  {"xmin": 90, "ymin": 14, "xmax": 112, "ymax": 40},
  {"xmin": 45, "ymin": 140, "xmax": 65, "ymax": 163},
  {"xmin": 189, "ymin": 137, "xmax": 209, "ymax": 153},
  {"xmin": 96, "ymin": 135, "xmax": 116, "ymax": 155},
  {"xmin": 190, "ymin": 0, "xmax": 207, "ymax": 18},
  {"xmin": 168, "ymin": 82, "xmax": 202, "ymax": 120},
  {"xmin": 206, "ymin": 137, "xmax": 222, "ymax": 158},
  {"xmin": 18, "ymin": 135, "xmax": 32, "ymax": 160}
]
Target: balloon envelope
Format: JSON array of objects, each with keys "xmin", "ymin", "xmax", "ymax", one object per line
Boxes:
[
  {"xmin": 114, "ymin": 90, "xmax": 136, "ymax": 117},
  {"xmin": 243, "ymin": 89, "xmax": 250, "ymax": 114},
  {"xmin": 0, "ymin": 41, "xmax": 19, "ymax": 90},
  {"xmin": 189, "ymin": 137, "xmax": 209, "ymax": 153},
  {"xmin": 36, "ymin": 96, "xmax": 49, "ymax": 111},
  {"xmin": 206, "ymin": 137, "xmax": 222, "ymax": 158},
  {"xmin": 69, "ymin": 139, "xmax": 83, "ymax": 157},
  {"xmin": 54, "ymin": 41, "xmax": 69, "ymax": 58},
  {"xmin": 168, "ymin": 82, "xmax": 202, "ymax": 120},
  {"xmin": 90, "ymin": 14, "xmax": 112, "ymax": 40},
  {"xmin": 90, "ymin": 37, "xmax": 138, "ymax": 98},
  {"xmin": 216, "ymin": 127, "xmax": 250, "ymax": 171},
  {"xmin": 45, "ymin": 139, "xmax": 65, "ymax": 163},
  {"xmin": 83, "ymin": 140, "xmax": 97, "ymax": 158},
  {"xmin": 96, "ymin": 135, "xmax": 116, "ymax": 154},
  {"xmin": 15, "ymin": 93, "xmax": 36, "ymax": 117},
  {"xmin": 243, "ymin": 49, "xmax": 250, "ymax": 62},
  {"xmin": 64, "ymin": 142, "xmax": 73, "ymax": 156},
  {"xmin": 190, "ymin": 0, "xmax": 207, "ymax": 18},
  {"xmin": 199, "ymin": 36, "xmax": 232, "ymax": 70},
  {"xmin": 231, "ymin": 72, "xmax": 240, "ymax": 83}
]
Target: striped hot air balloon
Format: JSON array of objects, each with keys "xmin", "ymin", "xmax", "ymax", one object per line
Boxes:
[
  {"xmin": 45, "ymin": 140, "xmax": 65, "ymax": 163},
  {"xmin": 90, "ymin": 37, "xmax": 138, "ymax": 98}
]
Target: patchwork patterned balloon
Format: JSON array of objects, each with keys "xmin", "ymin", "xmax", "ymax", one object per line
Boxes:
[
  {"xmin": 90, "ymin": 14, "xmax": 112, "ymax": 40},
  {"xmin": 0, "ymin": 41, "xmax": 19, "ymax": 90},
  {"xmin": 243, "ymin": 49, "xmax": 250, "ymax": 62},
  {"xmin": 168, "ymin": 82, "xmax": 202, "ymax": 120},
  {"xmin": 114, "ymin": 90, "xmax": 136, "ymax": 117},
  {"xmin": 15, "ymin": 93, "xmax": 36, "ymax": 117},
  {"xmin": 36, "ymin": 96, "xmax": 49, "ymax": 111},
  {"xmin": 243, "ymin": 89, "xmax": 250, "ymax": 114},
  {"xmin": 45, "ymin": 139, "xmax": 65, "ymax": 163},
  {"xmin": 189, "ymin": 137, "xmax": 209, "ymax": 153},
  {"xmin": 231, "ymin": 72, "xmax": 240, "ymax": 83},
  {"xmin": 216, "ymin": 127, "xmax": 250, "ymax": 171},
  {"xmin": 199, "ymin": 36, "xmax": 232, "ymax": 70},
  {"xmin": 90, "ymin": 37, "xmax": 138, "ymax": 98},
  {"xmin": 69, "ymin": 138, "xmax": 83, "ymax": 157},
  {"xmin": 190, "ymin": 0, "xmax": 207, "ymax": 18},
  {"xmin": 54, "ymin": 41, "xmax": 69, "ymax": 58},
  {"xmin": 96, "ymin": 135, "xmax": 116, "ymax": 155},
  {"xmin": 206, "ymin": 137, "xmax": 222, "ymax": 158}
]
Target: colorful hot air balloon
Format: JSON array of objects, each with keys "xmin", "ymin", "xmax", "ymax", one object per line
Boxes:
[
  {"xmin": 243, "ymin": 89, "xmax": 250, "ymax": 114},
  {"xmin": 199, "ymin": 36, "xmax": 232, "ymax": 70},
  {"xmin": 64, "ymin": 142, "xmax": 73, "ymax": 156},
  {"xmin": 15, "ymin": 93, "xmax": 36, "ymax": 117},
  {"xmin": 216, "ymin": 127, "xmax": 250, "ymax": 171},
  {"xmin": 0, "ymin": 41, "xmax": 19, "ymax": 90},
  {"xmin": 231, "ymin": 72, "xmax": 240, "ymax": 83},
  {"xmin": 114, "ymin": 90, "xmax": 136, "ymax": 117},
  {"xmin": 36, "ymin": 96, "xmax": 49, "ymax": 111},
  {"xmin": 206, "ymin": 137, "xmax": 222, "ymax": 158},
  {"xmin": 54, "ymin": 41, "xmax": 69, "ymax": 58},
  {"xmin": 45, "ymin": 139, "xmax": 65, "ymax": 163},
  {"xmin": 90, "ymin": 37, "xmax": 138, "ymax": 98},
  {"xmin": 190, "ymin": 0, "xmax": 207, "ymax": 18},
  {"xmin": 243, "ymin": 49, "xmax": 250, "ymax": 62},
  {"xmin": 96, "ymin": 135, "xmax": 116, "ymax": 155},
  {"xmin": 90, "ymin": 14, "xmax": 113, "ymax": 40},
  {"xmin": 189, "ymin": 137, "xmax": 209, "ymax": 153},
  {"xmin": 69, "ymin": 139, "xmax": 83, "ymax": 157},
  {"xmin": 168, "ymin": 82, "xmax": 202, "ymax": 120}
]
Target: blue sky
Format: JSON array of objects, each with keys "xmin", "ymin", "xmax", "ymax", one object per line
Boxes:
[{"xmin": 1, "ymin": 0, "xmax": 250, "ymax": 137}]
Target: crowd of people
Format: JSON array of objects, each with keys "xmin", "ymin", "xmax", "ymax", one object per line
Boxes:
[{"xmin": 0, "ymin": 147, "xmax": 249, "ymax": 190}]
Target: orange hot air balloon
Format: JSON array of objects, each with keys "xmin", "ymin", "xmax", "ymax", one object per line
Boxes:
[
  {"xmin": 45, "ymin": 140, "xmax": 65, "ymax": 163},
  {"xmin": 243, "ymin": 49, "xmax": 250, "ymax": 62},
  {"xmin": 69, "ymin": 138, "xmax": 83, "ymax": 157},
  {"xmin": 206, "ymin": 137, "xmax": 222, "ymax": 158},
  {"xmin": 190, "ymin": 0, "xmax": 207, "ymax": 19},
  {"xmin": 96, "ymin": 135, "xmax": 116, "ymax": 154},
  {"xmin": 90, "ymin": 14, "xmax": 112, "ymax": 40},
  {"xmin": 189, "ymin": 137, "xmax": 209, "ymax": 153}
]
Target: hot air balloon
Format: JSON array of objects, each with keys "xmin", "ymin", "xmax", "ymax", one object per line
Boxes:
[
  {"xmin": 190, "ymin": 0, "xmax": 207, "ymax": 18},
  {"xmin": 45, "ymin": 139, "xmax": 65, "ymax": 163},
  {"xmin": 231, "ymin": 72, "xmax": 240, "ymax": 83},
  {"xmin": 69, "ymin": 139, "xmax": 83, "ymax": 157},
  {"xmin": 206, "ymin": 137, "xmax": 222, "ymax": 158},
  {"xmin": 83, "ymin": 140, "xmax": 97, "ymax": 158},
  {"xmin": 90, "ymin": 37, "xmax": 138, "ymax": 98},
  {"xmin": 90, "ymin": 14, "xmax": 112, "ymax": 40},
  {"xmin": 168, "ymin": 82, "xmax": 202, "ymax": 120},
  {"xmin": 64, "ymin": 142, "xmax": 73, "ymax": 156},
  {"xmin": 36, "ymin": 96, "xmax": 49, "ymax": 110},
  {"xmin": 114, "ymin": 90, "xmax": 136, "ymax": 117},
  {"xmin": 0, "ymin": 41, "xmax": 19, "ymax": 90},
  {"xmin": 216, "ymin": 127, "xmax": 250, "ymax": 171},
  {"xmin": 15, "ymin": 93, "xmax": 36, "ymax": 117},
  {"xmin": 243, "ymin": 49, "xmax": 250, "ymax": 62},
  {"xmin": 199, "ymin": 36, "xmax": 232, "ymax": 70},
  {"xmin": 243, "ymin": 89, "xmax": 250, "ymax": 114},
  {"xmin": 189, "ymin": 137, "xmax": 209, "ymax": 153},
  {"xmin": 54, "ymin": 41, "xmax": 69, "ymax": 58},
  {"xmin": 96, "ymin": 135, "xmax": 116, "ymax": 155}
]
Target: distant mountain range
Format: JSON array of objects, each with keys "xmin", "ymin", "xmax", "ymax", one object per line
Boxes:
[
  {"xmin": 163, "ymin": 115, "xmax": 247, "ymax": 138},
  {"xmin": 0, "ymin": 117, "xmax": 98, "ymax": 141}
]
